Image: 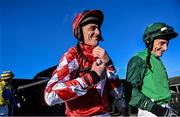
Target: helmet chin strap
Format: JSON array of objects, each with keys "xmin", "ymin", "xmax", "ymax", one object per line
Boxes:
[
  {"xmin": 146, "ymin": 37, "xmax": 154, "ymax": 51},
  {"xmin": 145, "ymin": 37, "xmax": 154, "ymax": 71}
]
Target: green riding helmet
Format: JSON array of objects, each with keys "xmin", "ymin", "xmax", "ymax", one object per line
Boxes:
[{"xmin": 143, "ymin": 22, "xmax": 178, "ymax": 45}]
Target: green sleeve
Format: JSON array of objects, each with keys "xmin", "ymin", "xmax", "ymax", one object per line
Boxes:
[{"xmin": 126, "ymin": 56, "xmax": 155, "ymax": 111}]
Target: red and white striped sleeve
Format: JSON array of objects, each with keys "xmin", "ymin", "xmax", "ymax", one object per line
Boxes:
[
  {"xmin": 105, "ymin": 60, "xmax": 122, "ymax": 97},
  {"xmin": 44, "ymin": 47, "xmax": 100, "ymax": 106}
]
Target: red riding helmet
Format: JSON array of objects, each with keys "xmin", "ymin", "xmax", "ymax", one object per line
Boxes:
[{"xmin": 73, "ymin": 10, "xmax": 104, "ymax": 41}]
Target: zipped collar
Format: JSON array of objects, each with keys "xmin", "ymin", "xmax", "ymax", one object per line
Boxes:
[{"xmin": 78, "ymin": 43, "xmax": 96, "ymax": 62}]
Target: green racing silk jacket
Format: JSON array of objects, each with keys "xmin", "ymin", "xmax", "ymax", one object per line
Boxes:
[{"xmin": 126, "ymin": 49, "xmax": 171, "ymax": 111}]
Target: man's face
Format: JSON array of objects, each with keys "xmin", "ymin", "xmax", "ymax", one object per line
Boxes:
[
  {"xmin": 82, "ymin": 23, "xmax": 101, "ymax": 47},
  {"xmin": 152, "ymin": 39, "xmax": 169, "ymax": 57}
]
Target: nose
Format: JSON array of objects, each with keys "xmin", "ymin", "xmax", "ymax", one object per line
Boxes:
[
  {"xmin": 162, "ymin": 43, "xmax": 168, "ymax": 51},
  {"xmin": 95, "ymin": 28, "xmax": 100, "ymax": 35}
]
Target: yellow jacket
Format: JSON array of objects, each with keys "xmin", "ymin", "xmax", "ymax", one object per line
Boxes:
[{"xmin": 0, "ymin": 81, "xmax": 10, "ymax": 105}]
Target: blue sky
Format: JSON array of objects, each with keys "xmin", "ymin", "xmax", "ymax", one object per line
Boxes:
[{"xmin": 0, "ymin": 0, "xmax": 180, "ymax": 79}]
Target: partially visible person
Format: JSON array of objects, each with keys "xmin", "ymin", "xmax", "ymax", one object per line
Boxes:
[
  {"xmin": 0, "ymin": 70, "xmax": 15, "ymax": 116},
  {"xmin": 111, "ymin": 83, "xmax": 129, "ymax": 116},
  {"xmin": 126, "ymin": 22, "xmax": 179, "ymax": 116},
  {"xmin": 44, "ymin": 9, "xmax": 122, "ymax": 116}
]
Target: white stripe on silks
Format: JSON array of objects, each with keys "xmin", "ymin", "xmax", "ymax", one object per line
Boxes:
[
  {"xmin": 47, "ymin": 73, "xmax": 59, "ymax": 86},
  {"xmin": 57, "ymin": 56, "xmax": 68, "ymax": 71},
  {"xmin": 45, "ymin": 91, "xmax": 64, "ymax": 105},
  {"xmin": 47, "ymin": 73, "xmax": 70, "ymax": 88},
  {"xmin": 57, "ymin": 74, "xmax": 70, "ymax": 83},
  {"xmin": 76, "ymin": 77, "xmax": 89, "ymax": 88},
  {"xmin": 68, "ymin": 58, "xmax": 79, "ymax": 73},
  {"xmin": 52, "ymin": 82, "xmax": 67, "ymax": 90},
  {"xmin": 70, "ymin": 85, "xmax": 87, "ymax": 96}
]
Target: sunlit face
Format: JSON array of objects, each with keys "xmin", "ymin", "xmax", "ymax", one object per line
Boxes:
[
  {"xmin": 152, "ymin": 39, "xmax": 169, "ymax": 57},
  {"xmin": 82, "ymin": 23, "xmax": 101, "ymax": 47}
]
